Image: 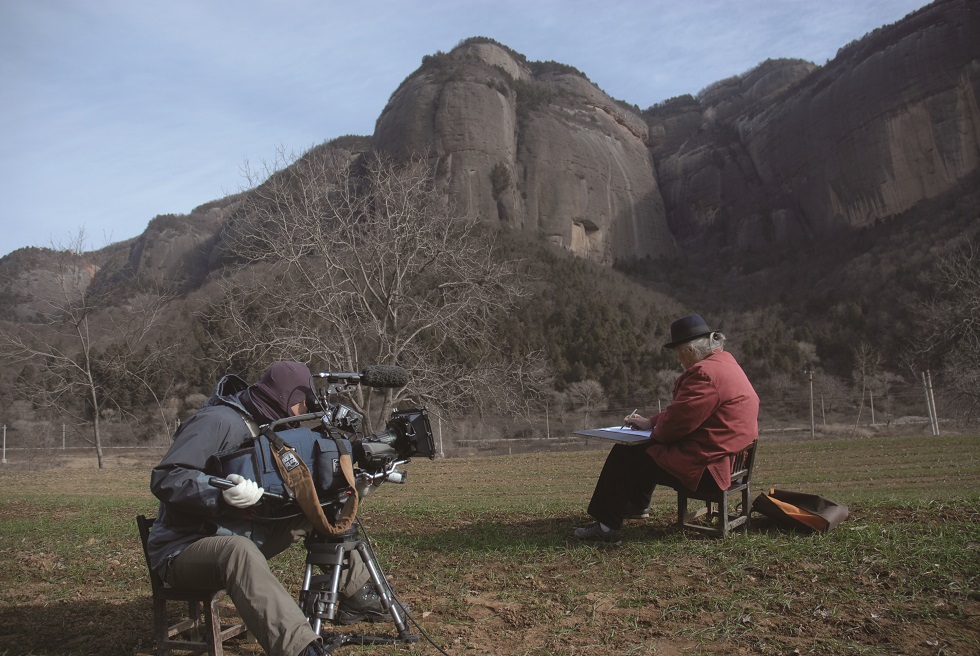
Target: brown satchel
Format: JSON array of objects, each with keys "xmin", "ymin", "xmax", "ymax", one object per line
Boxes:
[
  {"xmin": 264, "ymin": 427, "xmax": 359, "ymax": 536},
  {"xmin": 752, "ymin": 488, "xmax": 849, "ymax": 533}
]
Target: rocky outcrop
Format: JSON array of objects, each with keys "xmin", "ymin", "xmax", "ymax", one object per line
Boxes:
[
  {"xmin": 0, "ymin": 247, "xmax": 103, "ymax": 320},
  {"xmin": 121, "ymin": 209, "xmax": 225, "ymax": 291},
  {"xmin": 649, "ymin": 0, "xmax": 980, "ymax": 253},
  {"xmin": 745, "ymin": 0, "xmax": 980, "ymax": 233},
  {"xmin": 646, "ymin": 59, "xmax": 819, "ymax": 254},
  {"xmin": 373, "ymin": 1, "xmax": 979, "ymax": 264},
  {"xmin": 373, "ymin": 40, "xmax": 676, "ymax": 265}
]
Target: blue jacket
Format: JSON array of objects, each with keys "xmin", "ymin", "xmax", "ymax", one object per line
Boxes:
[{"xmin": 146, "ymin": 375, "xmax": 261, "ymax": 574}]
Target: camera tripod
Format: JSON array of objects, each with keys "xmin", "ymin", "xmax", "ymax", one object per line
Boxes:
[{"xmin": 298, "ymin": 528, "xmax": 419, "ymax": 653}]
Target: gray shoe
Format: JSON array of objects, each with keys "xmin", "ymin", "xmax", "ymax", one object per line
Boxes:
[
  {"xmin": 335, "ymin": 582, "xmax": 412, "ymax": 625},
  {"xmin": 335, "ymin": 582, "xmax": 387, "ymax": 625},
  {"xmin": 572, "ymin": 522, "xmax": 622, "ymax": 544}
]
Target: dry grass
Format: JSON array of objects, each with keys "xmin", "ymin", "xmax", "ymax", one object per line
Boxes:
[{"xmin": 0, "ymin": 433, "xmax": 978, "ymax": 655}]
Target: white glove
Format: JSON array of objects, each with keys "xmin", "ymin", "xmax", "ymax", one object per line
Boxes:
[{"xmin": 222, "ymin": 474, "xmax": 264, "ymax": 508}]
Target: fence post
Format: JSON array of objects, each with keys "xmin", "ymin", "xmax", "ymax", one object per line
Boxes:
[
  {"xmin": 806, "ymin": 369, "xmax": 815, "ymax": 438},
  {"xmin": 922, "ymin": 371, "xmax": 939, "ymax": 435},
  {"xmin": 2, "ymin": 424, "xmax": 6, "ymax": 464},
  {"xmin": 927, "ymin": 370, "xmax": 939, "ymax": 435}
]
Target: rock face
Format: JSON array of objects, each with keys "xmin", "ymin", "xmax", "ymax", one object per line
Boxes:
[
  {"xmin": 0, "ymin": 247, "xmax": 104, "ymax": 320},
  {"xmin": 374, "ymin": 0, "xmax": 980, "ymax": 263},
  {"xmin": 373, "ymin": 42, "xmax": 676, "ymax": 265},
  {"xmin": 120, "ymin": 208, "xmax": 226, "ymax": 291},
  {"xmin": 649, "ymin": 0, "xmax": 980, "ymax": 253}
]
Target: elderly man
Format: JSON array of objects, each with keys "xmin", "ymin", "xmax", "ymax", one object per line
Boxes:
[
  {"xmin": 147, "ymin": 361, "xmax": 381, "ymax": 656},
  {"xmin": 573, "ymin": 314, "xmax": 760, "ymax": 543}
]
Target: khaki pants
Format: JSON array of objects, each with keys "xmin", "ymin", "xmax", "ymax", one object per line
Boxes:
[{"xmin": 164, "ymin": 517, "xmax": 370, "ymax": 656}]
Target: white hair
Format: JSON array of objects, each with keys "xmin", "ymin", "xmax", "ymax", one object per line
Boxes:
[{"xmin": 680, "ymin": 332, "xmax": 726, "ymax": 361}]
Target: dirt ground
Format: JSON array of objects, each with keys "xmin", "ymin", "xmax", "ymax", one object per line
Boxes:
[{"xmin": 2, "ymin": 439, "xmax": 979, "ymax": 656}]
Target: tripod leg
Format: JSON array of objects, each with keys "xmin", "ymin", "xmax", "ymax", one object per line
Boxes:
[
  {"xmin": 355, "ymin": 542, "xmax": 412, "ymax": 637},
  {"xmin": 303, "ymin": 535, "xmax": 417, "ymax": 644},
  {"xmin": 299, "ymin": 542, "xmax": 347, "ymax": 634}
]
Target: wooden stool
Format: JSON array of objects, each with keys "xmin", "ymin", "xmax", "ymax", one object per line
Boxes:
[
  {"xmin": 677, "ymin": 440, "xmax": 758, "ymax": 538},
  {"xmin": 136, "ymin": 514, "xmax": 248, "ymax": 655}
]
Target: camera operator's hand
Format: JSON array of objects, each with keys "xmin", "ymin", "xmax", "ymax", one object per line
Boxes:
[{"xmin": 221, "ymin": 474, "xmax": 264, "ymax": 508}]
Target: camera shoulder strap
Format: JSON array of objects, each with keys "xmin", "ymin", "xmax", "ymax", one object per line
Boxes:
[{"xmin": 263, "ymin": 427, "xmax": 359, "ymax": 536}]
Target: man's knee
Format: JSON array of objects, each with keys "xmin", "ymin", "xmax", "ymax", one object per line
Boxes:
[
  {"xmin": 170, "ymin": 535, "xmax": 268, "ymax": 589},
  {"xmin": 215, "ymin": 535, "xmax": 267, "ymax": 575},
  {"xmin": 219, "ymin": 535, "xmax": 265, "ymax": 566}
]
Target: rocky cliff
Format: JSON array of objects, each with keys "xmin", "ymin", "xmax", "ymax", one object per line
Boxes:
[
  {"xmin": 372, "ymin": 40, "xmax": 676, "ymax": 265},
  {"xmin": 649, "ymin": 0, "xmax": 980, "ymax": 254},
  {"xmin": 372, "ymin": 0, "xmax": 979, "ymax": 263}
]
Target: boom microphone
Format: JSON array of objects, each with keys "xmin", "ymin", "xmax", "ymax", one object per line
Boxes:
[{"xmin": 360, "ymin": 365, "xmax": 409, "ymax": 388}]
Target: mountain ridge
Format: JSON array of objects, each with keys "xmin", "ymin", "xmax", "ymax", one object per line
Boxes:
[{"xmin": 2, "ymin": 0, "xmax": 977, "ymax": 321}]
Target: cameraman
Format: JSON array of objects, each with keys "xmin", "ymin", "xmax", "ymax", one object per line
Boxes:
[{"xmin": 146, "ymin": 361, "xmax": 383, "ymax": 656}]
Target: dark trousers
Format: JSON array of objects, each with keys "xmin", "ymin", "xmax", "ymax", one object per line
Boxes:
[
  {"xmin": 163, "ymin": 515, "xmax": 369, "ymax": 656},
  {"xmin": 587, "ymin": 442, "xmax": 720, "ymax": 530}
]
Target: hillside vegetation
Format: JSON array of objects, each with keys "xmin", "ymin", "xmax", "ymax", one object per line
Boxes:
[{"xmin": 1, "ymin": 0, "xmax": 978, "ymax": 453}]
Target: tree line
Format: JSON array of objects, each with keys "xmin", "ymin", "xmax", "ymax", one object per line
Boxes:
[{"xmin": 1, "ymin": 148, "xmax": 977, "ymax": 467}]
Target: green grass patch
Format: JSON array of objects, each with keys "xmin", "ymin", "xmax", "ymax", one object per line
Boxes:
[{"xmin": 0, "ymin": 434, "xmax": 978, "ymax": 655}]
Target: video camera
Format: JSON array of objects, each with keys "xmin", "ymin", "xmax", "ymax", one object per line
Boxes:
[{"xmin": 208, "ymin": 365, "xmax": 435, "ymax": 505}]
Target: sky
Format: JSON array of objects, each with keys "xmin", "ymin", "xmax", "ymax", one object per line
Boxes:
[{"xmin": 0, "ymin": 0, "xmax": 931, "ymax": 259}]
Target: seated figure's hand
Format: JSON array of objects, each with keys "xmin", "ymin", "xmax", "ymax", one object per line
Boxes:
[
  {"xmin": 222, "ymin": 473, "xmax": 264, "ymax": 508},
  {"xmin": 626, "ymin": 414, "xmax": 652, "ymax": 430}
]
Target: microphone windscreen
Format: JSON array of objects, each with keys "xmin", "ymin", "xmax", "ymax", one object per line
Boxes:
[{"xmin": 360, "ymin": 365, "xmax": 410, "ymax": 388}]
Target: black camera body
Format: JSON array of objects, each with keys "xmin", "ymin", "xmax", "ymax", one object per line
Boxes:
[
  {"xmin": 354, "ymin": 408, "xmax": 435, "ymax": 469},
  {"xmin": 208, "ymin": 406, "xmax": 435, "ymax": 502},
  {"xmin": 208, "ymin": 365, "xmax": 434, "ymax": 503}
]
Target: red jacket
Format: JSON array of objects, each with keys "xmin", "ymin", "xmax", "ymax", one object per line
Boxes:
[{"xmin": 646, "ymin": 350, "xmax": 759, "ymax": 491}]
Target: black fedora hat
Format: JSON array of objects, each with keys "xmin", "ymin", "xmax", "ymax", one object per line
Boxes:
[{"xmin": 663, "ymin": 314, "xmax": 714, "ymax": 349}]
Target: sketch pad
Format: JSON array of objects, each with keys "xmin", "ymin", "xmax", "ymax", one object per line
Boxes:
[{"xmin": 573, "ymin": 426, "xmax": 654, "ymax": 444}]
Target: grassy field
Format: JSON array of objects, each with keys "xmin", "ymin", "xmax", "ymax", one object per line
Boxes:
[{"xmin": 0, "ymin": 433, "xmax": 978, "ymax": 655}]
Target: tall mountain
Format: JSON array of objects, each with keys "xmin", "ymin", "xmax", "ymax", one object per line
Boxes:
[
  {"xmin": 371, "ymin": 0, "xmax": 978, "ymax": 263},
  {"xmin": 2, "ymin": 0, "xmax": 977, "ymax": 307},
  {"xmin": 647, "ymin": 0, "xmax": 980, "ymax": 255},
  {"xmin": 372, "ymin": 42, "xmax": 676, "ymax": 266}
]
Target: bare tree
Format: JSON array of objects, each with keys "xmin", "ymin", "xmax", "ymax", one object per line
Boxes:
[
  {"xmin": 851, "ymin": 341, "xmax": 883, "ymax": 433},
  {"xmin": 565, "ymin": 380, "xmax": 608, "ymax": 425},
  {"xmin": 907, "ymin": 240, "xmax": 980, "ymax": 423},
  {"xmin": 94, "ymin": 291, "xmax": 183, "ymax": 440},
  {"xmin": 204, "ymin": 147, "xmax": 546, "ymax": 430},
  {"xmin": 652, "ymin": 368, "xmax": 680, "ymax": 405},
  {"xmin": 0, "ymin": 232, "xmax": 177, "ymax": 467}
]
